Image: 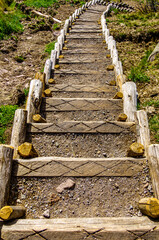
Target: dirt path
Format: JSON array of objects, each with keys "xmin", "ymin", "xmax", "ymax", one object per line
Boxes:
[{"xmin": 9, "ymin": 5, "xmax": 153, "ymax": 219}]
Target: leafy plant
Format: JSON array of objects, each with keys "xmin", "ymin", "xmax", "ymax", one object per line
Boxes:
[
  {"xmin": 45, "ymin": 41, "xmax": 56, "ymax": 54},
  {"xmin": 0, "ymin": 105, "xmax": 18, "ymax": 143}
]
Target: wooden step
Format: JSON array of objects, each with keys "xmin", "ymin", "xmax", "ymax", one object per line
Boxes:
[
  {"xmin": 27, "ymin": 121, "xmax": 135, "ymax": 134},
  {"xmin": 13, "ymin": 156, "xmax": 145, "ymax": 177},
  {"xmin": 1, "ymin": 217, "xmax": 159, "ymax": 239},
  {"xmin": 41, "ymin": 98, "xmax": 122, "ymax": 112},
  {"xmin": 67, "ymin": 35, "xmax": 101, "ymax": 40},
  {"xmin": 70, "ymin": 30, "xmax": 101, "ymax": 33},
  {"xmin": 54, "ymin": 70, "xmax": 108, "ymax": 75},
  {"xmin": 48, "ymin": 84, "xmax": 117, "ymax": 98}
]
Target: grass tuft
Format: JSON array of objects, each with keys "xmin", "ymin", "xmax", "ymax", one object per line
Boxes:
[
  {"xmin": 0, "ymin": 105, "xmax": 18, "ymax": 143},
  {"xmin": 0, "ymin": 10, "xmax": 25, "ymax": 40},
  {"xmin": 45, "ymin": 41, "xmax": 56, "ymax": 55}
]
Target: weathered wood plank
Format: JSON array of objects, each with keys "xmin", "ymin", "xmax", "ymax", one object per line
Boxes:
[
  {"xmin": 148, "ymin": 144, "xmax": 159, "ymax": 199},
  {"xmin": 42, "ymin": 98, "xmax": 122, "ymax": 111},
  {"xmin": 11, "ymin": 109, "xmax": 27, "ymax": 159},
  {"xmin": 13, "ymin": 156, "xmax": 145, "ymax": 177},
  {"xmin": 49, "ymin": 84, "xmax": 117, "ymax": 93},
  {"xmin": 27, "ymin": 121, "xmax": 136, "ymax": 133},
  {"xmin": 136, "ymin": 110, "xmax": 150, "ymax": 153},
  {"xmin": 0, "ymin": 145, "xmax": 13, "ymax": 208},
  {"xmin": 1, "ymin": 217, "xmax": 159, "ymax": 240}
]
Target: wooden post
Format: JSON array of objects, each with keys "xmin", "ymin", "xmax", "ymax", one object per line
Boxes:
[
  {"xmin": 11, "ymin": 109, "xmax": 27, "ymax": 159},
  {"xmin": 51, "ymin": 50, "xmax": 57, "ymax": 70},
  {"xmin": 44, "ymin": 59, "xmax": 52, "ymax": 84},
  {"xmin": 122, "ymin": 82, "xmax": 137, "ymax": 122},
  {"xmin": 0, "ymin": 206, "xmax": 26, "ymax": 221},
  {"xmin": 148, "ymin": 144, "xmax": 159, "ymax": 198},
  {"xmin": 136, "ymin": 110, "xmax": 150, "ymax": 154},
  {"xmin": 26, "ymin": 80, "xmax": 43, "ymax": 123},
  {"xmin": 0, "ymin": 145, "xmax": 13, "ymax": 208}
]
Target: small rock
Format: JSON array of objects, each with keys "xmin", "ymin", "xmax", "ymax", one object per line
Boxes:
[
  {"xmin": 55, "ymin": 142, "xmax": 59, "ymax": 147},
  {"xmin": 106, "ymin": 65, "xmax": 114, "ymax": 71},
  {"xmin": 127, "ymin": 142, "xmax": 144, "ymax": 157},
  {"xmin": 117, "ymin": 113, "xmax": 127, "ymax": 122},
  {"xmin": 56, "ymin": 179, "xmax": 75, "ymax": 193},
  {"xmin": 106, "ymin": 54, "xmax": 111, "ymax": 58},
  {"xmin": 103, "ymin": 152, "xmax": 107, "ymax": 157},
  {"xmin": 43, "ymin": 209, "xmax": 50, "ymax": 218}
]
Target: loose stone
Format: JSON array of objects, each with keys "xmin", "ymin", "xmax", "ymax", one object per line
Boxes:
[
  {"xmin": 127, "ymin": 142, "xmax": 144, "ymax": 157},
  {"xmin": 43, "ymin": 209, "xmax": 50, "ymax": 218},
  {"xmin": 56, "ymin": 179, "xmax": 75, "ymax": 193}
]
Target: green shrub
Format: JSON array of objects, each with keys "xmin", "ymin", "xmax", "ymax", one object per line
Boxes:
[
  {"xmin": 0, "ymin": 10, "xmax": 25, "ymax": 40},
  {"xmin": 128, "ymin": 68, "xmax": 150, "ymax": 82},
  {"xmin": 45, "ymin": 41, "xmax": 56, "ymax": 55},
  {"xmin": 24, "ymin": 0, "xmax": 59, "ymax": 8},
  {"xmin": 0, "ymin": 105, "xmax": 18, "ymax": 143}
]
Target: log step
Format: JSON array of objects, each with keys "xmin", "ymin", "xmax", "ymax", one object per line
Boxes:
[
  {"xmin": 13, "ymin": 156, "xmax": 145, "ymax": 177},
  {"xmin": 41, "ymin": 98, "xmax": 122, "ymax": 112},
  {"xmin": 1, "ymin": 217, "xmax": 159, "ymax": 239},
  {"xmin": 27, "ymin": 121, "xmax": 135, "ymax": 134},
  {"xmin": 48, "ymin": 84, "xmax": 117, "ymax": 98},
  {"xmin": 54, "ymin": 70, "xmax": 109, "ymax": 75}
]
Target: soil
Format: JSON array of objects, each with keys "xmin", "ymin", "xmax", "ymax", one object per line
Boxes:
[
  {"xmin": 0, "ymin": 3, "xmax": 76, "ymax": 105},
  {"xmin": 9, "ymin": 171, "xmax": 153, "ymax": 219}
]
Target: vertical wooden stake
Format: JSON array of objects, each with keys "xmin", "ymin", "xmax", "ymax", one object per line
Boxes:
[
  {"xmin": 11, "ymin": 109, "xmax": 27, "ymax": 159},
  {"xmin": 0, "ymin": 145, "xmax": 13, "ymax": 208}
]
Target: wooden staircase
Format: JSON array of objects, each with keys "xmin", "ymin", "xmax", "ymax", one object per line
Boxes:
[{"xmin": 1, "ymin": 2, "xmax": 159, "ymax": 239}]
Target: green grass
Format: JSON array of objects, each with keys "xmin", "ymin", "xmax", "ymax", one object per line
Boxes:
[
  {"xmin": 143, "ymin": 100, "xmax": 159, "ymax": 108},
  {"xmin": 0, "ymin": 10, "xmax": 25, "ymax": 40},
  {"xmin": 24, "ymin": 0, "xmax": 59, "ymax": 8},
  {"xmin": 53, "ymin": 23, "xmax": 60, "ymax": 30},
  {"xmin": 0, "ymin": 105, "xmax": 18, "ymax": 143},
  {"xmin": 128, "ymin": 50, "xmax": 151, "ymax": 83},
  {"xmin": 149, "ymin": 114, "xmax": 159, "ymax": 142},
  {"xmin": 45, "ymin": 41, "xmax": 56, "ymax": 55}
]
